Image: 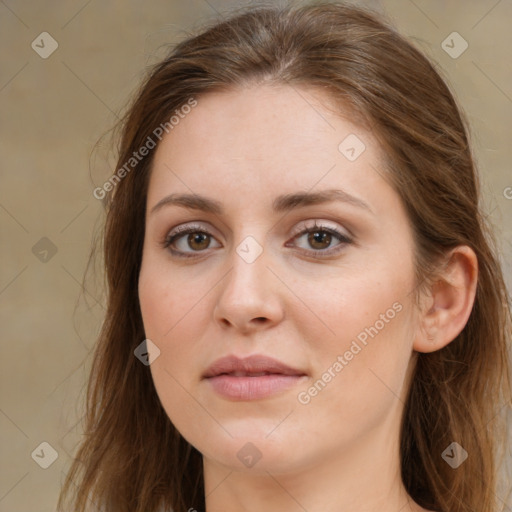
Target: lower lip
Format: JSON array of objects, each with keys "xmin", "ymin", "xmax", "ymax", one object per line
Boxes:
[{"xmin": 205, "ymin": 374, "xmax": 305, "ymax": 400}]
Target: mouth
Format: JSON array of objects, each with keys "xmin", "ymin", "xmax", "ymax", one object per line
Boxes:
[
  {"xmin": 202, "ymin": 354, "xmax": 307, "ymax": 401},
  {"xmin": 218, "ymin": 371, "xmax": 284, "ymax": 377}
]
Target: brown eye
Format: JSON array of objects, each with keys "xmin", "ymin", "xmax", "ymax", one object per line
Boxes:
[
  {"xmin": 186, "ymin": 232, "xmax": 211, "ymax": 251},
  {"xmin": 307, "ymin": 230, "xmax": 333, "ymax": 250},
  {"xmin": 163, "ymin": 226, "xmax": 221, "ymax": 258},
  {"xmin": 290, "ymin": 223, "xmax": 353, "ymax": 258}
]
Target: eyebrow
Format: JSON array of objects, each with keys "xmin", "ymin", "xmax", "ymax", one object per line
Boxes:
[{"xmin": 150, "ymin": 188, "xmax": 373, "ymax": 215}]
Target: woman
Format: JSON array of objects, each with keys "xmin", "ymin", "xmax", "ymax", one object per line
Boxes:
[{"xmin": 58, "ymin": 2, "xmax": 512, "ymax": 511}]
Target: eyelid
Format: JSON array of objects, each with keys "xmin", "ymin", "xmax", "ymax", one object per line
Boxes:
[
  {"xmin": 167, "ymin": 222, "xmax": 215, "ymax": 238},
  {"xmin": 290, "ymin": 219, "xmax": 350, "ymax": 238}
]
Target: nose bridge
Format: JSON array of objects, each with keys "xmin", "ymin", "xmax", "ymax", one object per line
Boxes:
[
  {"xmin": 213, "ymin": 229, "xmax": 282, "ymax": 329},
  {"xmin": 225, "ymin": 209, "xmax": 270, "ymax": 282},
  {"xmin": 225, "ymin": 232, "xmax": 270, "ymax": 299}
]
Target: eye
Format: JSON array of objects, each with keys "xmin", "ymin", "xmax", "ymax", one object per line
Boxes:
[
  {"xmin": 162, "ymin": 224, "xmax": 221, "ymax": 258},
  {"xmin": 287, "ymin": 221, "xmax": 353, "ymax": 258}
]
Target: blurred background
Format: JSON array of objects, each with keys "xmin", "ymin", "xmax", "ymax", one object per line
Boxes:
[{"xmin": 1, "ymin": 0, "xmax": 511, "ymax": 510}]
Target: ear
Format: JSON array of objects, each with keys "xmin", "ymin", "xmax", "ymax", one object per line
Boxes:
[{"xmin": 414, "ymin": 245, "xmax": 478, "ymax": 353}]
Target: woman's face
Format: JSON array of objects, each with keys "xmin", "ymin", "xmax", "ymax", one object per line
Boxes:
[{"xmin": 138, "ymin": 84, "xmax": 421, "ymax": 474}]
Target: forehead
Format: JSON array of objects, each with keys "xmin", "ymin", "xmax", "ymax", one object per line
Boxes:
[
  {"xmin": 157, "ymin": 84, "xmax": 358, "ymax": 152},
  {"xmin": 149, "ymin": 84, "xmax": 383, "ymax": 196}
]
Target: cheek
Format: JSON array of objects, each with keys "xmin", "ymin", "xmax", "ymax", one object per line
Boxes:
[
  {"xmin": 293, "ymin": 309, "xmax": 415, "ymax": 454},
  {"xmin": 299, "ymin": 263, "xmax": 416, "ymax": 409},
  {"xmin": 139, "ymin": 280, "xmax": 207, "ymax": 395},
  {"xmin": 138, "ymin": 263, "xmax": 199, "ymax": 406},
  {"xmin": 139, "ymin": 267, "xmax": 211, "ymax": 442},
  {"xmin": 303, "ymin": 261, "xmax": 414, "ymax": 352},
  {"xmin": 138, "ymin": 256, "xmax": 203, "ymax": 341}
]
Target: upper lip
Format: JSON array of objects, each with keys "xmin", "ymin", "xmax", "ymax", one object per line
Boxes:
[{"xmin": 202, "ymin": 354, "xmax": 306, "ymax": 378}]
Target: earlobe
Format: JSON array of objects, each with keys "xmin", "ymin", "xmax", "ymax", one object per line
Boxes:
[{"xmin": 414, "ymin": 246, "xmax": 478, "ymax": 353}]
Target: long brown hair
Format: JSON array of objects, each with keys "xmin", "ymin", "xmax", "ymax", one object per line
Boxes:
[{"xmin": 58, "ymin": 2, "xmax": 512, "ymax": 511}]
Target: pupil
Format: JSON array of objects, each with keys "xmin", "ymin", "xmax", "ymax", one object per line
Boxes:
[
  {"xmin": 309, "ymin": 231, "xmax": 331, "ymax": 249},
  {"xmin": 189, "ymin": 233, "xmax": 209, "ymax": 250}
]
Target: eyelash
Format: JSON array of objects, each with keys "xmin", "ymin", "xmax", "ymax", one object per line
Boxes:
[{"xmin": 162, "ymin": 221, "xmax": 353, "ymax": 259}]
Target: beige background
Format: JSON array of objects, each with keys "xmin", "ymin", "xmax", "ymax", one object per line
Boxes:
[{"xmin": 1, "ymin": 1, "xmax": 511, "ymax": 511}]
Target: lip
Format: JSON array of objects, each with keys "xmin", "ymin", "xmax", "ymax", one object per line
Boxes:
[{"xmin": 203, "ymin": 354, "xmax": 307, "ymax": 401}]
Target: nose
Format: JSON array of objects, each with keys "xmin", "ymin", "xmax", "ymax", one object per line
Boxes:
[{"xmin": 213, "ymin": 241, "xmax": 285, "ymax": 335}]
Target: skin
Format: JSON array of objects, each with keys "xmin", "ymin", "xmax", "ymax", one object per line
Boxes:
[{"xmin": 138, "ymin": 84, "xmax": 478, "ymax": 512}]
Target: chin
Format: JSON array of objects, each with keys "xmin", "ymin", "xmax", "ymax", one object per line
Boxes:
[{"xmin": 196, "ymin": 428, "xmax": 311, "ymax": 475}]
